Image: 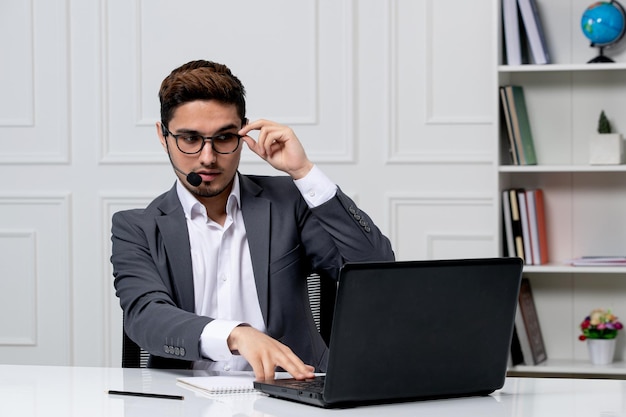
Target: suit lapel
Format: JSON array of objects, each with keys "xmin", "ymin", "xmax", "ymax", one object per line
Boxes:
[
  {"xmin": 239, "ymin": 175, "xmax": 270, "ymax": 323},
  {"xmin": 155, "ymin": 185, "xmax": 195, "ymax": 313}
]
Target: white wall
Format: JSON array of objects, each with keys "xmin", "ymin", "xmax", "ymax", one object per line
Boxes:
[{"xmin": 0, "ymin": 0, "xmax": 495, "ymax": 366}]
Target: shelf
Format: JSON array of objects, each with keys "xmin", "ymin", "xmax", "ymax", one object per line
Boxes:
[
  {"xmin": 523, "ymin": 264, "xmax": 626, "ymax": 274},
  {"xmin": 507, "ymin": 359, "xmax": 626, "ymax": 379},
  {"xmin": 498, "ymin": 63, "xmax": 626, "ymax": 73},
  {"xmin": 499, "ymin": 165, "xmax": 626, "ymax": 173}
]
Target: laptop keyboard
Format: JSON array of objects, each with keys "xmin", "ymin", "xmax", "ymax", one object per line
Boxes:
[{"xmin": 274, "ymin": 376, "xmax": 326, "ymax": 393}]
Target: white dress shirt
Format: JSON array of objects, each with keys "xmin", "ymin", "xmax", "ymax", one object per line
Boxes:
[{"xmin": 175, "ymin": 166, "xmax": 337, "ymax": 371}]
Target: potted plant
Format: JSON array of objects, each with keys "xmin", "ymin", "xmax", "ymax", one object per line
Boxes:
[
  {"xmin": 578, "ymin": 308, "xmax": 623, "ymax": 365},
  {"xmin": 598, "ymin": 110, "xmax": 611, "ymax": 134},
  {"xmin": 589, "ymin": 110, "xmax": 624, "ymax": 164}
]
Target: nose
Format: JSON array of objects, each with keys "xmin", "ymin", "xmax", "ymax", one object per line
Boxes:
[{"xmin": 198, "ymin": 139, "xmax": 216, "ymax": 164}]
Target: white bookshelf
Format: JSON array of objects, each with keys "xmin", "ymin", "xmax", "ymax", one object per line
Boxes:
[
  {"xmin": 495, "ymin": 0, "xmax": 626, "ymax": 377},
  {"xmin": 508, "ymin": 359, "xmax": 626, "ymax": 379}
]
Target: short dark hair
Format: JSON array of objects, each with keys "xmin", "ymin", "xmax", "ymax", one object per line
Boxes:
[{"xmin": 158, "ymin": 60, "xmax": 246, "ymax": 127}]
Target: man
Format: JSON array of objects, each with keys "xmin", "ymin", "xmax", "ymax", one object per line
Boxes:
[{"xmin": 111, "ymin": 60, "xmax": 394, "ymax": 380}]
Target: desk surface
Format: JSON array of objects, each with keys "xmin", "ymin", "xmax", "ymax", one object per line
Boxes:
[{"xmin": 1, "ymin": 364, "xmax": 625, "ymax": 416}]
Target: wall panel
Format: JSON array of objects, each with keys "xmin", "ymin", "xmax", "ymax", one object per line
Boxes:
[
  {"xmin": 388, "ymin": 0, "xmax": 493, "ymax": 163},
  {"xmin": 0, "ymin": 195, "xmax": 71, "ymax": 365},
  {"xmin": 388, "ymin": 194, "xmax": 495, "ymax": 261},
  {"xmin": 0, "ymin": 0, "xmax": 70, "ymax": 163}
]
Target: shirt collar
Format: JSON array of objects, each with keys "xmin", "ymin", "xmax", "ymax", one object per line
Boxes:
[{"xmin": 176, "ymin": 174, "xmax": 241, "ymax": 222}]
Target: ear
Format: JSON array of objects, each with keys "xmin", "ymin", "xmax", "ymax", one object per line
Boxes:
[{"xmin": 156, "ymin": 121, "xmax": 168, "ymax": 152}]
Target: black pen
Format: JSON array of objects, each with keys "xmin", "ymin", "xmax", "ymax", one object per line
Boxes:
[{"xmin": 108, "ymin": 390, "xmax": 184, "ymax": 400}]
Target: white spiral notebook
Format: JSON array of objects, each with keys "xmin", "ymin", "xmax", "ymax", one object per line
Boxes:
[{"xmin": 177, "ymin": 375, "xmax": 258, "ymax": 396}]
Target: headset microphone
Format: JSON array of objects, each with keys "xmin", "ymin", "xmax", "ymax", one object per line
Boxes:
[
  {"xmin": 168, "ymin": 158, "xmax": 203, "ymax": 187},
  {"xmin": 186, "ymin": 172, "xmax": 202, "ymax": 187}
]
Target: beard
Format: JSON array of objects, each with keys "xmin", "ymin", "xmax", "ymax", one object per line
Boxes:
[{"xmin": 185, "ymin": 175, "xmax": 235, "ymax": 199}]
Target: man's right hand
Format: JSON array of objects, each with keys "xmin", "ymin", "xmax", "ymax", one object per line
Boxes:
[{"xmin": 227, "ymin": 325, "xmax": 315, "ymax": 380}]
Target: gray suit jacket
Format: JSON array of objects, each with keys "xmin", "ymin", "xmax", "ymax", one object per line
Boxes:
[{"xmin": 111, "ymin": 173, "xmax": 394, "ymax": 370}]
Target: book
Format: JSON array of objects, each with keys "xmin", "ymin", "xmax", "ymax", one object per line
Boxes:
[
  {"xmin": 502, "ymin": 0, "xmax": 522, "ymax": 65},
  {"xmin": 508, "ymin": 189, "xmax": 526, "ymax": 261},
  {"xmin": 509, "ymin": 324, "xmax": 525, "ymax": 367},
  {"xmin": 517, "ymin": 277, "xmax": 547, "ymax": 365},
  {"xmin": 517, "ymin": 190, "xmax": 533, "ymax": 265},
  {"xmin": 505, "ymin": 85, "xmax": 537, "ymax": 165},
  {"xmin": 177, "ymin": 375, "xmax": 257, "ymax": 396},
  {"xmin": 565, "ymin": 256, "xmax": 626, "ymax": 266},
  {"xmin": 514, "ymin": 308, "xmax": 534, "ymax": 366},
  {"xmin": 502, "ymin": 189, "xmax": 516, "ymax": 257},
  {"xmin": 499, "ymin": 87, "xmax": 520, "ymax": 165},
  {"xmin": 517, "ymin": 0, "xmax": 550, "ymax": 64},
  {"xmin": 526, "ymin": 189, "xmax": 549, "ymax": 265}
]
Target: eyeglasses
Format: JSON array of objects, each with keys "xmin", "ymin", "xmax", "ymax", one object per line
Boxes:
[{"xmin": 162, "ymin": 125, "xmax": 242, "ymax": 155}]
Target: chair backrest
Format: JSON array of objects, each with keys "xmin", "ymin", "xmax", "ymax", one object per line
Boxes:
[
  {"xmin": 307, "ymin": 273, "xmax": 336, "ymax": 345},
  {"xmin": 122, "ymin": 321, "xmax": 149, "ymax": 368},
  {"xmin": 121, "ymin": 273, "xmax": 337, "ymax": 367}
]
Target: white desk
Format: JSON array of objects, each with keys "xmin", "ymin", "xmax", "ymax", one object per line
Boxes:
[{"xmin": 1, "ymin": 364, "xmax": 625, "ymax": 416}]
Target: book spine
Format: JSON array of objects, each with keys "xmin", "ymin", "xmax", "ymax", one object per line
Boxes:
[
  {"xmin": 518, "ymin": 277, "xmax": 547, "ymax": 364},
  {"xmin": 502, "ymin": 0, "xmax": 522, "ymax": 65},
  {"xmin": 508, "ymin": 189, "xmax": 526, "ymax": 262},
  {"xmin": 500, "ymin": 87, "xmax": 520, "ymax": 165},
  {"xmin": 517, "ymin": 190, "xmax": 533, "ymax": 265},
  {"xmin": 502, "ymin": 189, "xmax": 516, "ymax": 257},
  {"xmin": 504, "ymin": 86, "xmax": 526, "ymax": 165},
  {"xmin": 511, "ymin": 86, "xmax": 537, "ymax": 165},
  {"xmin": 526, "ymin": 189, "xmax": 541, "ymax": 265},
  {"xmin": 517, "ymin": 0, "xmax": 550, "ymax": 64},
  {"xmin": 534, "ymin": 189, "xmax": 549, "ymax": 264}
]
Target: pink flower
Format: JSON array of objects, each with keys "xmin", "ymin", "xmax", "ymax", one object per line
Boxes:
[{"xmin": 578, "ymin": 308, "xmax": 622, "ymax": 341}]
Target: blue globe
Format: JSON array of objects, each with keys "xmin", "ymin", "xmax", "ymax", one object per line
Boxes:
[{"xmin": 581, "ymin": 1, "xmax": 626, "ymax": 46}]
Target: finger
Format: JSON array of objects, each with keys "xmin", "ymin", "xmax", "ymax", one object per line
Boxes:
[
  {"xmin": 238, "ymin": 119, "xmax": 272, "ymax": 136},
  {"xmin": 249, "ymin": 357, "xmax": 268, "ymax": 381},
  {"xmin": 262, "ymin": 358, "xmax": 277, "ymax": 381},
  {"xmin": 276, "ymin": 351, "xmax": 315, "ymax": 379},
  {"xmin": 243, "ymin": 134, "xmax": 275, "ymax": 161},
  {"xmin": 256, "ymin": 127, "xmax": 278, "ymax": 155}
]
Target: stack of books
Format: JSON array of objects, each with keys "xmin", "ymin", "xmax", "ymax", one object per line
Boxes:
[
  {"xmin": 500, "ymin": 85, "xmax": 537, "ymax": 166},
  {"xmin": 502, "ymin": 188, "xmax": 548, "ymax": 265},
  {"xmin": 501, "ymin": 0, "xmax": 550, "ymax": 65}
]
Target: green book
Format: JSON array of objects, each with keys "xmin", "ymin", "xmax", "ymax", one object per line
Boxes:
[{"xmin": 505, "ymin": 85, "xmax": 537, "ymax": 165}]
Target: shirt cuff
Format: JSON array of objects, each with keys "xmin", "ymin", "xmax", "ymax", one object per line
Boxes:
[
  {"xmin": 294, "ymin": 165, "xmax": 337, "ymax": 208},
  {"xmin": 199, "ymin": 319, "xmax": 243, "ymax": 361}
]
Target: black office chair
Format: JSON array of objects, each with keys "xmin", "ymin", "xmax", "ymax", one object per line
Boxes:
[{"xmin": 121, "ymin": 273, "xmax": 337, "ymax": 368}]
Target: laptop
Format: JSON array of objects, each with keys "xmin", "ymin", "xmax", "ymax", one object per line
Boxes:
[{"xmin": 254, "ymin": 257, "xmax": 523, "ymax": 408}]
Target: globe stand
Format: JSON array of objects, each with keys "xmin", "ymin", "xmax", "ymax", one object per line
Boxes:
[{"xmin": 588, "ymin": 46, "xmax": 616, "ymax": 63}]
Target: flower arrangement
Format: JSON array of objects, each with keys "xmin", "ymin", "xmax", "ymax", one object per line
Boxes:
[{"xmin": 579, "ymin": 308, "xmax": 623, "ymax": 341}]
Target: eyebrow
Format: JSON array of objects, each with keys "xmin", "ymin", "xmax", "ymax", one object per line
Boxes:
[{"xmin": 172, "ymin": 123, "xmax": 239, "ymax": 135}]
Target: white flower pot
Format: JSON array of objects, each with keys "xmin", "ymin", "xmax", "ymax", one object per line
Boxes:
[
  {"xmin": 589, "ymin": 133, "xmax": 624, "ymax": 165},
  {"xmin": 587, "ymin": 338, "xmax": 617, "ymax": 365}
]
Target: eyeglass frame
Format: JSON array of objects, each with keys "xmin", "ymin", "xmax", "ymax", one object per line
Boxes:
[{"xmin": 161, "ymin": 123, "xmax": 243, "ymax": 155}]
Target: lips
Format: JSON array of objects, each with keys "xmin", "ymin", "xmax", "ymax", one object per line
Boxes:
[{"xmin": 197, "ymin": 171, "xmax": 220, "ymax": 182}]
